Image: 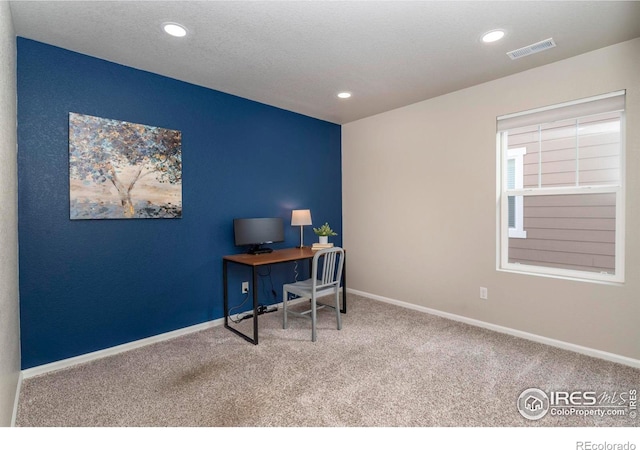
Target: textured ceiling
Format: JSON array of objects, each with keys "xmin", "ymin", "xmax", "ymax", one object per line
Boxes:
[{"xmin": 9, "ymin": 1, "xmax": 640, "ymax": 124}]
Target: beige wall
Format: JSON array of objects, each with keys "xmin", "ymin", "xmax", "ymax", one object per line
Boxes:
[
  {"xmin": 0, "ymin": 0, "xmax": 20, "ymax": 427},
  {"xmin": 343, "ymin": 38, "xmax": 640, "ymax": 360}
]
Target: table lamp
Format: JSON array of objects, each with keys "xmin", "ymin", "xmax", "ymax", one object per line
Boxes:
[{"xmin": 291, "ymin": 209, "xmax": 312, "ymax": 248}]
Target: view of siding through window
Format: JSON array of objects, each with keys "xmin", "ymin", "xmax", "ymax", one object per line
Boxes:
[{"xmin": 505, "ymin": 112, "xmax": 621, "ymax": 274}]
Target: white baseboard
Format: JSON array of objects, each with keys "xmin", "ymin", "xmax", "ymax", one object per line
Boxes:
[
  {"xmin": 10, "ymin": 371, "xmax": 22, "ymax": 427},
  {"xmin": 347, "ymin": 288, "xmax": 640, "ymax": 369},
  {"xmin": 21, "ymin": 318, "xmax": 225, "ymax": 379}
]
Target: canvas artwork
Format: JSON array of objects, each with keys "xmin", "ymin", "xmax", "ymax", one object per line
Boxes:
[{"xmin": 69, "ymin": 113, "xmax": 182, "ymax": 219}]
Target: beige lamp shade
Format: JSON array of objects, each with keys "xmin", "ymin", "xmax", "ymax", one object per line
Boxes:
[{"xmin": 291, "ymin": 209, "xmax": 312, "ymax": 226}]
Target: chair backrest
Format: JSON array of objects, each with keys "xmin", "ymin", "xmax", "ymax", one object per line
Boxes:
[{"xmin": 312, "ymin": 247, "xmax": 344, "ymax": 290}]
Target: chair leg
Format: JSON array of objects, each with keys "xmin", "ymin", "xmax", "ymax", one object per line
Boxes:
[
  {"xmin": 335, "ymin": 289, "xmax": 342, "ymax": 330},
  {"xmin": 282, "ymin": 288, "xmax": 288, "ymax": 329},
  {"xmin": 311, "ymin": 294, "xmax": 317, "ymax": 342}
]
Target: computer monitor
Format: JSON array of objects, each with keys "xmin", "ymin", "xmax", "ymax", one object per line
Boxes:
[{"xmin": 233, "ymin": 217, "xmax": 284, "ymax": 254}]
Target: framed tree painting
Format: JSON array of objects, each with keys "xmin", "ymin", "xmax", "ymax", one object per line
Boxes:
[{"xmin": 69, "ymin": 113, "xmax": 182, "ymax": 219}]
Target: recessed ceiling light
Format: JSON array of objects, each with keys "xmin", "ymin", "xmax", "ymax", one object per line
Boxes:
[
  {"xmin": 163, "ymin": 22, "xmax": 187, "ymax": 38},
  {"xmin": 482, "ymin": 29, "xmax": 505, "ymax": 43},
  {"xmin": 337, "ymin": 92, "xmax": 352, "ymax": 99}
]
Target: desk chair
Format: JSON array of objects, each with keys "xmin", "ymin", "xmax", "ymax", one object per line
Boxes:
[{"xmin": 282, "ymin": 247, "xmax": 345, "ymax": 342}]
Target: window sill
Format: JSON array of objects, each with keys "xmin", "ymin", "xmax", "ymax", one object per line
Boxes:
[
  {"xmin": 508, "ymin": 229, "xmax": 527, "ymax": 239},
  {"xmin": 497, "ymin": 265, "xmax": 624, "ymax": 286}
]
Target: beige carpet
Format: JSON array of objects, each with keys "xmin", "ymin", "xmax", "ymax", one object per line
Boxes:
[{"xmin": 15, "ymin": 294, "xmax": 639, "ymax": 427}]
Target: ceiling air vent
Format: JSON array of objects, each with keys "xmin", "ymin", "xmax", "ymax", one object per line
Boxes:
[{"xmin": 507, "ymin": 38, "xmax": 556, "ymax": 60}]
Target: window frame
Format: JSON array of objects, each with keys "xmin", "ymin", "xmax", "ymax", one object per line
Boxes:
[{"xmin": 497, "ymin": 92, "xmax": 626, "ymax": 284}]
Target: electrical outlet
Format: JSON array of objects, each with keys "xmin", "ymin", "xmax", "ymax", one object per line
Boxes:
[
  {"xmin": 479, "ymin": 287, "xmax": 488, "ymax": 300},
  {"xmin": 242, "ymin": 281, "xmax": 249, "ymax": 294}
]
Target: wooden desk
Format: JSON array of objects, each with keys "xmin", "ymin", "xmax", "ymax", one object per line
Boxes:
[{"xmin": 223, "ymin": 247, "xmax": 346, "ymax": 344}]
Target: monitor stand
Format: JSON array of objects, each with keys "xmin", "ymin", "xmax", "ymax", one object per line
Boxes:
[{"xmin": 248, "ymin": 245, "xmax": 273, "ymax": 255}]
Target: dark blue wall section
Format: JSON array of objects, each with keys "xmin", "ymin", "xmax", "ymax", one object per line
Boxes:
[{"xmin": 17, "ymin": 38, "xmax": 342, "ymax": 369}]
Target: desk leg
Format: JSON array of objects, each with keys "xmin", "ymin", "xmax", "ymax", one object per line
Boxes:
[
  {"xmin": 252, "ymin": 266, "xmax": 259, "ymax": 344},
  {"xmin": 341, "ymin": 252, "xmax": 347, "ymax": 314},
  {"xmin": 223, "ymin": 260, "xmax": 259, "ymax": 345},
  {"xmin": 223, "ymin": 260, "xmax": 229, "ymax": 326}
]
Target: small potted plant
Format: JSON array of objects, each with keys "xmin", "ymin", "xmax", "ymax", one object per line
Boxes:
[{"xmin": 313, "ymin": 222, "xmax": 338, "ymax": 244}]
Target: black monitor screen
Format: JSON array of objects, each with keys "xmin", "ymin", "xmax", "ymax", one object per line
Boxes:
[{"xmin": 233, "ymin": 217, "xmax": 284, "ymax": 253}]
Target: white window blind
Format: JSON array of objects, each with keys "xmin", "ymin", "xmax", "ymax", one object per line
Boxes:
[{"xmin": 497, "ymin": 91, "xmax": 625, "ymax": 132}]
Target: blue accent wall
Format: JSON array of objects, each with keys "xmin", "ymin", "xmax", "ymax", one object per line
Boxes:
[{"xmin": 17, "ymin": 38, "xmax": 342, "ymax": 369}]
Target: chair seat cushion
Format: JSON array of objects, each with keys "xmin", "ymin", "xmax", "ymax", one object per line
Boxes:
[{"xmin": 283, "ymin": 278, "xmax": 338, "ymax": 298}]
